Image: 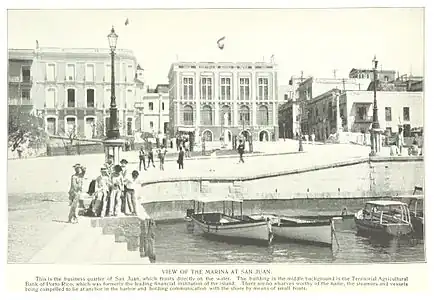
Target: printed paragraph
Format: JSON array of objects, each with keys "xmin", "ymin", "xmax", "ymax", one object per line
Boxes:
[{"xmin": 23, "ymin": 271, "xmax": 410, "ymax": 292}]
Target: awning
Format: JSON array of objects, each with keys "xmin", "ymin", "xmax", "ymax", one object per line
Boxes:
[{"xmin": 177, "ymin": 127, "xmax": 196, "ymax": 132}]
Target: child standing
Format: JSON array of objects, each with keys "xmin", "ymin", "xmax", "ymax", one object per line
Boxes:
[
  {"xmin": 158, "ymin": 146, "xmax": 167, "ymax": 171},
  {"xmin": 109, "ymin": 165, "xmax": 124, "ymax": 217}
]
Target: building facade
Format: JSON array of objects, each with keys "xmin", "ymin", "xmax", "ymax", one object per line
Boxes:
[
  {"xmin": 168, "ymin": 61, "xmax": 279, "ymax": 144},
  {"xmin": 9, "ymin": 47, "xmax": 140, "ymax": 139},
  {"xmin": 349, "ymin": 68, "xmax": 396, "ymax": 82},
  {"xmin": 306, "ymin": 89, "xmax": 423, "ymax": 141},
  {"xmin": 135, "ymin": 84, "xmax": 169, "ymax": 135},
  {"xmin": 8, "ymin": 49, "xmax": 35, "ymax": 114}
]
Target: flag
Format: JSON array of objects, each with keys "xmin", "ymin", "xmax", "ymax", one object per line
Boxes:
[
  {"xmin": 125, "ymin": 18, "xmax": 129, "ymax": 26},
  {"xmin": 217, "ymin": 36, "xmax": 225, "ymax": 50}
]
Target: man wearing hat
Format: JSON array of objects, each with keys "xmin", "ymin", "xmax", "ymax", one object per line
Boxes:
[
  {"xmin": 94, "ymin": 166, "xmax": 110, "ymax": 217},
  {"xmin": 68, "ymin": 163, "xmax": 84, "ymax": 223},
  {"xmin": 120, "ymin": 159, "xmax": 130, "ymax": 213}
]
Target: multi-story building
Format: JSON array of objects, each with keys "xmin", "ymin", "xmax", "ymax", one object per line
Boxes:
[
  {"xmin": 306, "ymin": 89, "xmax": 423, "ymax": 141},
  {"xmin": 135, "ymin": 84, "xmax": 169, "ymax": 135},
  {"xmin": 11, "ymin": 47, "xmax": 140, "ymax": 139},
  {"xmin": 349, "ymin": 68, "xmax": 396, "ymax": 82},
  {"xmin": 167, "ymin": 61, "xmax": 279, "ymax": 144},
  {"xmin": 8, "ymin": 49, "xmax": 35, "ymax": 114}
]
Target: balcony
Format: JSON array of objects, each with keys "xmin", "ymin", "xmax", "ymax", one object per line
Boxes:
[
  {"xmin": 354, "ymin": 116, "xmax": 373, "ymax": 123},
  {"xmin": 8, "ymin": 76, "xmax": 32, "ymax": 84},
  {"xmin": 8, "ymin": 97, "xmax": 33, "ymax": 106}
]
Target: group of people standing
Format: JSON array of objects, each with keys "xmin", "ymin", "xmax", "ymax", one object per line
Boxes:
[
  {"xmin": 138, "ymin": 142, "xmax": 168, "ymax": 172},
  {"xmin": 67, "ymin": 155, "xmax": 142, "ymax": 223}
]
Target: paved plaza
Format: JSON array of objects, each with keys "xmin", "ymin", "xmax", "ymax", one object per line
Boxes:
[{"xmin": 8, "ymin": 141, "xmax": 371, "ymax": 195}]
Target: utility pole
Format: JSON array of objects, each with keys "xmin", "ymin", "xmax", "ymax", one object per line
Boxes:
[
  {"xmin": 298, "ymin": 70, "xmax": 304, "ymax": 152},
  {"xmin": 333, "ymin": 69, "xmax": 337, "ymax": 79}
]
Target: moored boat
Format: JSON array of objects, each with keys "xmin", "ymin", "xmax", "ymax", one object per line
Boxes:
[
  {"xmin": 187, "ymin": 196, "xmax": 271, "ymax": 245},
  {"xmin": 392, "ymin": 193, "xmax": 424, "ymax": 238},
  {"xmin": 354, "ymin": 200, "xmax": 413, "ymax": 238},
  {"xmin": 250, "ymin": 213, "xmax": 344, "ymax": 247}
]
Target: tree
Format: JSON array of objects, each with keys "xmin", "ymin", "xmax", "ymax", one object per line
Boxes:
[{"xmin": 8, "ymin": 107, "xmax": 47, "ymax": 150}]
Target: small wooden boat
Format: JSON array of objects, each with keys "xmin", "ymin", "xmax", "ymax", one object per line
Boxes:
[
  {"xmin": 250, "ymin": 213, "xmax": 343, "ymax": 247},
  {"xmin": 187, "ymin": 196, "xmax": 271, "ymax": 245},
  {"xmin": 354, "ymin": 200, "xmax": 413, "ymax": 237}
]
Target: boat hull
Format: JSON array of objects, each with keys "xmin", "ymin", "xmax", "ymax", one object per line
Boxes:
[
  {"xmin": 354, "ymin": 210, "xmax": 413, "ymax": 237},
  {"xmin": 273, "ymin": 222, "xmax": 332, "ymax": 247},
  {"xmin": 191, "ymin": 214, "xmax": 269, "ymax": 244}
]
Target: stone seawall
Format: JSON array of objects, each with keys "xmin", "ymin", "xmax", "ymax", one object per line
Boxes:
[{"xmin": 139, "ymin": 156, "xmax": 424, "ymax": 221}]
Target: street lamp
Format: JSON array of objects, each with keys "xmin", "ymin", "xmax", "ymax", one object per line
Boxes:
[
  {"xmin": 107, "ymin": 26, "xmax": 119, "ymax": 139},
  {"xmin": 298, "ymin": 101, "xmax": 303, "ymax": 151},
  {"xmin": 370, "ymin": 56, "xmax": 380, "ymax": 156},
  {"xmin": 372, "ymin": 56, "xmax": 379, "ymax": 129},
  {"xmin": 283, "ymin": 122, "xmax": 286, "ymax": 141}
]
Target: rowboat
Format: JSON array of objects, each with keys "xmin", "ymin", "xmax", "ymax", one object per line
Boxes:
[
  {"xmin": 250, "ymin": 213, "xmax": 344, "ymax": 247},
  {"xmin": 354, "ymin": 200, "xmax": 413, "ymax": 237},
  {"xmin": 186, "ymin": 196, "xmax": 271, "ymax": 245}
]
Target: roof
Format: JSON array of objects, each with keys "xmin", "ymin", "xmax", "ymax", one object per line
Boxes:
[{"xmin": 366, "ymin": 200, "xmax": 407, "ymax": 206}]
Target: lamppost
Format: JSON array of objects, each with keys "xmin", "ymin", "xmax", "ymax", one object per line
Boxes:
[
  {"xmin": 283, "ymin": 122, "xmax": 286, "ymax": 141},
  {"xmin": 370, "ymin": 56, "xmax": 380, "ymax": 156},
  {"xmin": 298, "ymin": 100, "xmax": 303, "ymax": 151},
  {"xmin": 107, "ymin": 26, "xmax": 119, "ymax": 139},
  {"xmin": 103, "ymin": 26, "xmax": 124, "ymax": 164}
]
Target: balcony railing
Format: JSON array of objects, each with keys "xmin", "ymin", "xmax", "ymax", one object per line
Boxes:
[
  {"xmin": 8, "ymin": 97, "xmax": 33, "ymax": 105},
  {"xmin": 8, "ymin": 76, "xmax": 32, "ymax": 83},
  {"xmin": 354, "ymin": 116, "xmax": 373, "ymax": 123}
]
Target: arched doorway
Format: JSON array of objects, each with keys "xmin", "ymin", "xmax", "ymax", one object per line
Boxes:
[
  {"xmin": 202, "ymin": 130, "xmax": 213, "ymax": 141},
  {"xmin": 259, "ymin": 130, "xmax": 269, "ymax": 142},
  {"xmin": 223, "ymin": 129, "xmax": 232, "ymax": 145},
  {"xmin": 240, "ymin": 130, "xmax": 250, "ymax": 140}
]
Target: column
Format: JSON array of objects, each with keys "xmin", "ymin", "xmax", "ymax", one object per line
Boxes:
[
  {"xmin": 195, "ymin": 71, "xmax": 201, "ymax": 127},
  {"xmin": 233, "ymin": 72, "xmax": 238, "ymax": 101},
  {"xmin": 233, "ymin": 71, "xmax": 238, "ymax": 128},
  {"xmin": 214, "ymin": 71, "xmax": 220, "ymax": 126},
  {"xmin": 273, "ymin": 102, "xmax": 277, "ymax": 127},
  {"xmin": 252, "ymin": 72, "xmax": 257, "ymax": 126},
  {"xmin": 233, "ymin": 101, "xmax": 238, "ymax": 127}
]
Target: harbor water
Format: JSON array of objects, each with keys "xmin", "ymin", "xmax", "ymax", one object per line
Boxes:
[{"xmin": 153, "ymin": 208, "xmax": 425, "ymax": 264}]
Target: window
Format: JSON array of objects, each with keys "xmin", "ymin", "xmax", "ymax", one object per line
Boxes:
[
  {"xmin": 386, "ymin": 127, "xmax": 392, "ymax": 135},
  {"xmin": 258, "ymin": 78, "xmax": 269, "ymax": 100},
  {"xmin": 239, "ymin": 78, "xmax": 250, "ymax": 100},
  {"xmin": 150, "ymin": 121, "xmax": 154, "ymax": 129},
  {"xmin": 86, "ymin": 89, "xmax": 95, "ymax": 108},
  {"xmin": 385, "ymin": 107, "xmax": 392, "ymax": 121},
  {"xmin": 221, "ymin": 77, "xmax": 231, "ymax": 100},
  {"xmin": 149, "ymin": 102, "xmax": 154, "ymax": 111},
  {"xmin": 47, "ymin": 64, "xmax": 56, "ymax": 81},
  {"xmin": 104, "ymin": 89, "xmax": 111, "ymax": 109},
  {"xmin": 183, "ymin": 77, "xmax": 194, "ymax": 100},
  {"xmin": 46, "ymin": 117, "xmax": 57, "ymax": 135},
  {"xmin": 403, "ymin": 107, "xmax": 410, "ymax": 121},
  {"xmin": 239, "ymin": 105, "xmax": 250, "ymax": 125},
  {"xmin": 384, "ymin": 76, "xmax": 389, "ymax": 82},
  {"xmin": 46, "ymin": 88, "xmax": 56, "ymax": 108},
  {"xmin": 201, "ymin": 77, "xmax": 212, "ymax": 100},
  {"xmin": 105, "ymin": 65, "xmax": 111, "ymax": 82},
  {"xmin": 85, "ymin": 117, "xmax": 96, "ymax": 139},
  {"xmin": 66, "ymin": 64, "xmax": 75, "ymax": 81},
  {"xmin": 22, "ymin": 66, "xmax": 31, "ymax": 82},
  {"xmin": 21, "ymin": 90, "xmax": 30, "ymax": 101},
  {"xmin": 66, "ymin": 117, "xmax": 76, "ymax": 134},
  {"xmin": 220, "ymin": 105, "xmax": 231, "ymax": 126},
  {"xmin": 284, "ymin": 94, "xmax": 288, "ymax": 101},
  {"xmin": 201, "ymin": 105, "xmax": 213, "ymax": 125},
  {"xmin": 127, "ymin": 118, "xmax": 133, "ymax": 135},
  {"xmin": 162, "ymin": 102, "xmax": 165, "ymax": 111},
  {"xmin": 183, "ymin": 105, "xmax": 194, "ymax": 125},
  {"xmin": 127, "ymin": 65, "xmax": 134, "ymax": 81},
  {"xmin": 356, "ymin": 106, "xmax": 367, "ymax": 121},
  {"xmin": 257, "ymin": 105, "xmax": 269, "ymax": 126},
  {"xmin": 67, "ymin": 89, "xmax": 75, "ymax": 108},
  {"xmin": 86, "ymin": 64, "xmax": 95, "ymax": 81}
]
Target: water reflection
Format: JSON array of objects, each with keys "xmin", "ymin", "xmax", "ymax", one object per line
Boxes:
[{"xmin": 154, "ymin": 220, "xmax": 424, "ymax": 264}]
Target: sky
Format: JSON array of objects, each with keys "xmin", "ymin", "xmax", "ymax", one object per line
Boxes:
[{"xmin": 7, "ymin": 8, "xmax": 424, "ymax": 87}]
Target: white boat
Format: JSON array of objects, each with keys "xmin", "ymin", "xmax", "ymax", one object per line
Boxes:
[
  {"xmin": 250, "ymin": 213, "xmax": 342, "ymax": 247},
  {"xmin": 354, "ymin": 200, "xmax": 413, "ymax": 237},
  {"xmin": 187, "ymin": 196, "xmax": 270, "ymax": 245}
]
